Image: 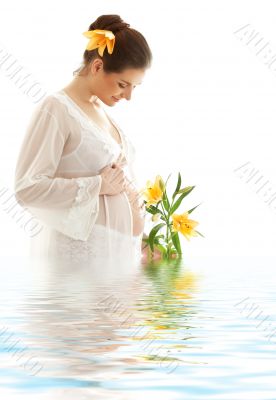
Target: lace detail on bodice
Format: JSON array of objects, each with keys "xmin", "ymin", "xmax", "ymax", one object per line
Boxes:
[
  {"xmin": 53, "ymin": 92, "xmax": 108, "ymax": 141},
  {"xmin": 53, "ymin": 92, "xmax": 125, "ymax": 147},
  {"xmin": 52, "ymin": 91, "xmax": 128, "ymax": 167}
]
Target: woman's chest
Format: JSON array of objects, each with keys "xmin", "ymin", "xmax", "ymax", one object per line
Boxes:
[
  {"xmin": 59, "ymin": 117, "xmax": 126, "ymax": 176},
  {"xmin": 54, "ymin": 92, "xmax": 129, "ymax": 175},
  {"xmin": 59, "ymin": 133, "xmax": 123, "ymax": 176},
  {"xmin": 74, "ymin": 102, "xmax": 122, "ymax": 146}
]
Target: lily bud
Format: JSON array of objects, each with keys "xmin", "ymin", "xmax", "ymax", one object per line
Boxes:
[{"xmin": 152, "ymin": 212, "xmax": 161, "ymax": 222}]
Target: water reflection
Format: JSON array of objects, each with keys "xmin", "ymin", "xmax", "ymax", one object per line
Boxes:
[
  {"xmin": 3, "ymin": 254, "xmax": 276, "ymax": 399},
  {"xmin": 132, "ymin": 259, "xmax": 200, "ymax": 372},
  {"xmin": 0, "ymin": 254, "xmax": 200, "ymax": 396}
]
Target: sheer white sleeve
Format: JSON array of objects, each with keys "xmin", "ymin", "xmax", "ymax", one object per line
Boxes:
[{"xmin": 14, "ymin": 97, "xmax": 102, "ymax": 241}]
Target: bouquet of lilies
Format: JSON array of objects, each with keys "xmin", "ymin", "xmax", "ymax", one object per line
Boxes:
[{"xmin": 141, "ymin": 172, "xmax": 204, "ymax": 260}]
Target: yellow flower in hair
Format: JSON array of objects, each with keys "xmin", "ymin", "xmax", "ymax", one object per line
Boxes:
[{"xmin": 82, "ymin": 29, "xmax": 115, "ymax": 57}]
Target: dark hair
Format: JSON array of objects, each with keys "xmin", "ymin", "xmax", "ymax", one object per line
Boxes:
[{"xmin": 73, "ymin": 14, "xmax": 152, "ymax": 76}]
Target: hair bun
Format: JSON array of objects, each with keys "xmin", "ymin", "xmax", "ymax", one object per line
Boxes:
[
  {"xmin": 75, "ymin": 13, "xmax": 152, "ymax": 76},
  {"xmin": 88, "ymin": 14, "xmax": 130, "ymax": 34}
]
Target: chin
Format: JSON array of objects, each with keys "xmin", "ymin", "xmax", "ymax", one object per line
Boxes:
[
  {"xmin": 101, "ymin": 96, "xmax": 120, "ymax": 107},
  {"xmin": 97, "ymin": 98, "xmax": 111, "ymax": 107},
  {"xmin": 109, "ymin": 99, "xmax": 116, "ymax": 107}
]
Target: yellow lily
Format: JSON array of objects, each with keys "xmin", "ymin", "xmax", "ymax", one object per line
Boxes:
[
  {"xmin": 82, "ymin": 29, "xmax": 115, "ymax": 56},
  {"xmin": 171, "ymin": 212, "xmax": 199, "ymax": 241},
  {"xmin": 142, "ymin": 175, "xmax": 164, "ymax": 207}
]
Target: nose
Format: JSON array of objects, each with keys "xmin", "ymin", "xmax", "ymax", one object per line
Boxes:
[{"xmin": 120, "ymin": 87, "xmax": 133, "ymax": 101}]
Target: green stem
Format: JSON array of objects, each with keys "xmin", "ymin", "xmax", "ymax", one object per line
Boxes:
[
  {"xmin": 160, "ymin": 201, "xmax": 170, "ymax": 259},
  {"xmin": 160, "ymin": 201, "xmax": 168, "ymax": 222}
]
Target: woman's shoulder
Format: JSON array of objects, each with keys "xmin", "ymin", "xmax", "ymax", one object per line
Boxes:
[
  {"xmin": 38, "ymin": 91, "xmax": 67, "ymax": 107},
  {"xmin": 32, "ymin": 91, "xmax": 63, "ymax": 113},
  {"xmin": 31, "ymin": 91, "xmax": 74, "ymax": 123}
]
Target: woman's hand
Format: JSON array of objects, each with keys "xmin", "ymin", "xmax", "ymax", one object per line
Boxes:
[
  {"xmin": 103, "ymin": 160, "xmax": 145, "ymax": 236},
  {"xmin": 99, "ymin": 162, "xmax": 127, "ymax": 195}
]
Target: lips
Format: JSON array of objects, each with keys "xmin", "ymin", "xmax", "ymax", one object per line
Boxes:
[{"xmin": 112, "ymin": 96, "xmax": 120, "ymax": 101}]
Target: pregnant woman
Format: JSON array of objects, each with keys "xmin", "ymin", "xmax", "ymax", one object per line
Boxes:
[{"xmin": 14, "ymin": 14, "xmax": 152, "ymax": 268}]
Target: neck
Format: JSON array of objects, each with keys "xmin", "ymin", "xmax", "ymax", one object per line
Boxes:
[{"xmin": 62, "ymin": 75, "xmax": 99, "ymax": 105}]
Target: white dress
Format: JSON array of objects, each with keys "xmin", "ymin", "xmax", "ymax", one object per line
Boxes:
[{"xmin": 14, "ymin": 90, "xmax": 144, "ymax": 268}]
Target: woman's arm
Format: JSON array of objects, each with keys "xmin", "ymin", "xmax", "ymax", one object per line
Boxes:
[{"xmin": 14, "ymin": 96, "xmax": 102, "ymax": 241}]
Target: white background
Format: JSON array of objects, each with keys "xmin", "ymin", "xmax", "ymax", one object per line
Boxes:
[{"xmin": 1, "ymin": 0, "xmax": 276, "ymax": 261}]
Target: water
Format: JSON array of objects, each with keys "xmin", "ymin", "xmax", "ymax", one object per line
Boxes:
[{"xmin": 1, "ymin": 254, "xmax": 276, "ymax": 399}]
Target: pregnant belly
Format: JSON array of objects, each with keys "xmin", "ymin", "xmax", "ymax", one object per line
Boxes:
[{"xmin": 96, "ymin": 191, "xmax": 132, "ymax": 236}]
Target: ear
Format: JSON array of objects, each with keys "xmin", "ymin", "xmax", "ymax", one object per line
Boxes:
[{"xmin": 91, "ymin": 58, "xmax": 103, "ymax": 75}]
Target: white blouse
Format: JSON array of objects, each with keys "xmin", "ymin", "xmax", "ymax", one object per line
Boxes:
[{"xmin": 14, "ymin": 90, "xmax": 144, "ymax": 267}]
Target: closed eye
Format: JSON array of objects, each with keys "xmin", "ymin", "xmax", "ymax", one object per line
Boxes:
[{"xmin": 118, "ymin": 83, "xmax": 137, "ymax": 89}]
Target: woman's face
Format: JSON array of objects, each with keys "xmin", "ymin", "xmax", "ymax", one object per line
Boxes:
[{"xmin": 90, "ymin": 59, "xmax": 146, "ymax": 106}]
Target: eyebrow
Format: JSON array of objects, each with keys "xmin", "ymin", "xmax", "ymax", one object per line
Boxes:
[{"xmin": 121, "ymin": 79, "xmax": 142, "ymax": 85}]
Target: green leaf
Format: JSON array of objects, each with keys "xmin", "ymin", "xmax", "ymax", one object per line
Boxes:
[
  {"xmin": 170, "ymin": 186, "xmax": 195, "ymax": 215},
  {"xmin": 142, "ymin": 238, "xmax": 149, "ymax": 247},
  {"xmin": 156, "ymin": 244, "xmax": 167, "ymax": 255},
  {"xmin": 142, "ymin": 234, "xmax": 166, "ymax": 251},
  {"xmin": 141, "ymin": 237, "xmax": 149, "ymax": 251},
  {"xmin": 164, "ymin": 173, "xmax": 172, "ymax": 187},
  {"xmin": 172, "ymin": 172, "xmax": 182, "ymax": 200},
  {"xmin": 176, "ymin": 185, "xmax": 195, "ymax": 195},
  {"xmin": 148, "ymin": 223, "xmax": 166, "ymax": 252},
  {"xmin": 152, "ymin": 206, "xmax": 164, "ymax": 216},
  {"xmin": 160, "ymin": 174, "xmax": 172, "ymax": 212},
  {"xmin": 158, "ymin": 176, "xmax": 165, "ymax": 192},
  {"xmin": 163, "ymin": 190, "xmax": 170, "ymax": 212},
  {"xmin": 145, "ymin": 200, "xmax": 163, "ymax": 212},
  {"xmin": 195, "ymin": 230, "xmax": 205, "ymax": 238},
  {"xmin": 147, "ymin": 205, "xmax": 162, "ymax": 215},
  {"xmin": 171, "ymin": 231, "xmax": 182, "ymax": 254},
  {"xmin": 146, "ymin": 208, "xmax": 156, "ymax": 215},
  {"xmin": 187, "ymin": 203, "xmax": 202, "ymax": 214}
]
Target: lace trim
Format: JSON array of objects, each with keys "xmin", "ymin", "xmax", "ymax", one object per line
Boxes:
[
  {"xmin": 74, "ymin": 177, "xmax": 91, "ymax": 205},
  {"xmin": 52, "ymin": 92, "xmax": 128, "ymax": 163},
  {"xmin": 52, "ymin": 92, "xmax": 117, "ymax": 146}
]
